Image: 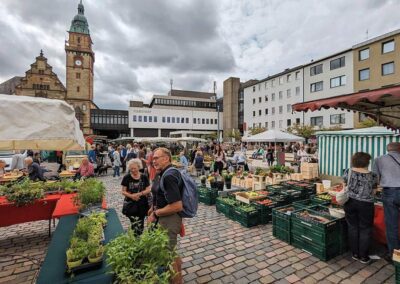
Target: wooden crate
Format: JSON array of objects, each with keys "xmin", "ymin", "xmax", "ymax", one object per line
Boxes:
[
  {"xmin": 253, "ymin": 175, "xmax": 267, "ymax": 183},
  {"xmin": 252, "ymin": 182, "xmax": 266, "ymax": 191},
  {"xmin": 245, "ymin": 177, "xmax": 253, "ymax": 189}
]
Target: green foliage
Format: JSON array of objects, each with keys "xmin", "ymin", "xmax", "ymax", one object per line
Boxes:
[
  {"xmin": 286, "ymin": 123, "xmax": 316, "ymax": 139},
  {"xmin": 225, "ymin": 128, "xmax": 241, "ymax": 141},
  {"xmin": 221, "ymin": 170, "xmax": 234, "ymax": 181},
  {"xmin": 67, "ymin": 240, "xmax": 89, "ymax": 262},
  {"xmin": 75, "ymin": 178, "xmax": 105, "ymax": 209},
  {"xmin": 106, "ymin": 226, "xmax": 176, "ymax": 284},
  {"xmin": 268, "ymin": 165, "xmax": 294, "ymax": 174},
  {"xmin": 2, "ymin": 178, "xmax": 44, "ymax": 206},
  {"xmin": 249, "ymin": 127, "xmax": 266, "ymax": 135},
  {"xmin": 356, "ymin": 117, "xmax": 378, "ymax": 128}
]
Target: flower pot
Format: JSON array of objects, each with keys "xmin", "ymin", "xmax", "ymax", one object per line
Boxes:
[
  {"xmin": 215, "ymin": 181, "xmax": 224, "ymax": 191},
  {"xmin": 88, "ymin": 253, "xmax": 103, "ymax": 263},
  {"xmin": 210, "ymin": 181, "xmax": 217, "ymax": 189},
  {"xmin": 201, "ymin": 180, "xmax": 206, "ymax": 186},
  {"xmin": 67, "ymin": 258, "xmax": 83, "ymax": 269},
  {"xmin": 225, "ymin": 180, "xmax": 232, "ymax": 189}
]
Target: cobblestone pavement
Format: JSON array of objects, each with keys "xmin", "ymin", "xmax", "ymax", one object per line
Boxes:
[{"xmin": 0, "ymin": 173, "xmax": 396, "ymax": 283}]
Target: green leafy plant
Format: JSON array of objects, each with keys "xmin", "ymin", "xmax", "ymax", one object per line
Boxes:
[
  {"xmin": 106, "ymin": 227, "xmax": 176, "ymax": 284},
  {"xmin": 75, "ymin": 178, "xmax": 105, "ymax": 209},
  {"xmin": 2, "ymin": 178, "xmax": 44, "ymax": 206}
]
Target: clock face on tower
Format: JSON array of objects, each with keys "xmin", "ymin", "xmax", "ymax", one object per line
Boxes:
[{"xmin": 75, "ymin": 59, "xmax": 82, "ymax": 66}]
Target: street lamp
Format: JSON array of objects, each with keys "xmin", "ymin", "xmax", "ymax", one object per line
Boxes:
[{"xmin": 217, "ymin": 104, "xmax": 220, "ymax": 144}]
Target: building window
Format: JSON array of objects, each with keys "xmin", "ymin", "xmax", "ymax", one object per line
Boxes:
[
  {"xmin": 214, "ymin": 119, "xmax": 217, "ymax": 124},
  {"xmin": 310, "ymin": 64, "xmax": 323, "ymax": 76},
  {"xmin": 264, "ymin": 82, "xmax": 268, "ymax": 89},
  {"xmin": 382, "ymin": 62, "xmax": 395, "ymax": 76},
  {"xmin": 287, "ymin": 104, "xmax": 291, "ymax": 113},
  {"xmin": 271, "ymin": 79, "xmax": 275, "ymax": 87},
  {"xmin": 287, "ymin": 74, "xmax": 291, "ymax": 82},
  {"xmin": 359, "ymin": 68, "xmax": 370, "ymax": 81},
  {"xmin": 295, "ymin": 71, "xmax": 300, "ymax": 80},
  {"xmin": 149, "ymin": 116, "xmax": 152, "ymax": 122},
  {"xmin": 359, "ymin": 48, "xmax": 369, "ymax": 60},
  {"xmin": 287, "ymin": 89, "xmax": 291, "ymax": 98},
  {"xmin": 271, "ymin": 93, "xmax": 275, "ymax": 101},
  {"xmin": 296, "ymin": 118, "xmax": 301, "ymax": 124},
  {"xmin": 259, "ymin": 110, "xmax": 262, "ymax": 116},
  {"xmin": 202, "ymin": 118, "xmax": 205, "ymax": 124},
  {"xmin": 330, "ymin": 75, "xmax": 346, "ymax": 88},
  {"xmin": 167, "ymin": 117, "xmax": 170, "ymax": 123},
  {"xmin": 259, "ymin": 97, "xmax": 262, "ymax": 103},
  {"xmin": 38, "ymin": 70, "xmax": 44, "ymax": 75},
  {"xmin": 265, "ymin": 96, "xmax": 268, "ymax": 102},
  {"xmin": 279, "ymin": 120, "xmax": 283, "ymax": 128},
  {"xmin": 279, "ymin": 77, "xmax": 284, "ymax": 85},
  {"xmin": 310, "ymin": 81, "xmax": 323, "ymax": 92},
  {"xmin": 279, "ymin": 106, "xmax": 283, "ymax": 114},
  {"xmin": 330, "ymin": 56, "xmax": 345, "ymax": 70},
  {"xmin": 265, "ymin": 122, "xmax": 268, "ymax": 128},
  {"xmin": 193, "ymin": 118, "xmax": 196, "ymax": 124},
  {"xmin": 253, "ymin": 86, "xmax": 255, "ymax": 92},
  {"xmin": 253, "ymin": 111, "xmax": 255, "ymax": 117},
  {"xmin": 265, "ymin": 108, "xmax": 268, "ymax": 115},
  {"xmin": 296, "ymin": 86, "xmax": 300, "ymax": 96},
  {"xmin": 287, "ymin": 119, "xmax": 291, "ymax": 127},
  {"xmin": 186, "ymin": 118, "xmax": 189, "ymax": 123},
  {"xmin": 272, "ymin": 107, "xmax": 275, "ymax": 115},
  {"xmin": 330, "ymin": 114, "xmax": 345, "ymax": 124},
  {"xmin": 76, "ymin": 73, "xmax": 81, "ymax": 79},
  {"xmin": 253, "ymin": 98, "xmax": 255, "ymax": 104},
  {"xmin": 154, "ymin": 116, "xmax": 157, "ymax": 122},
  {"xmin": 144, "ymin": 116, "xmax": 147, "ymax": 122},
  {"xmin": 162, "ymin": 116, "xmax": 166, "ymax": 123},
  {"xmin": 138, "ymin": 116, "xmax": 142, "ymax": 122},
  {"xmin": 206, "ymin": 119, "xmax": 209, "ymax": 124},
  {"xmin": 133, "ymin": 115, "xmax": 137, "ymax": 122},
  {"xmin": 271, "ymin": 121, "xmax": 275, "ymax": 128},
  {"xmin": 279, "ymin": 91, "xmax": 283, "ymax": 100},
  {"xmin": 172, "ymin": 117, "xmax": 176, "ymax": 123},
  {"xmin": 77, "ymin": 86, "xmax": 80, "ymax": 92},
  {"xmin": 382, "ymin": 40, "xmax": 395, "ymax": 54},
  {"xmin": 310, "ymin": 116, "xmax": 323, "ymax": 127},
  {"xmin": 198, "ymin": 118, "xmax": 201, "ymax": 124}
]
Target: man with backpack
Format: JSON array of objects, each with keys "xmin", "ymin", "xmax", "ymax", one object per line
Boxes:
[{"xmin": 148, "ymin": 147, "xmax": 198, "ymax": 284}]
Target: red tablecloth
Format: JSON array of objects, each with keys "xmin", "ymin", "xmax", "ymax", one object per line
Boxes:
[
  {"xmin": 0, "ymin": 194, "xmax": 61, "ymax": 227},
  {"xmin": 51, "ymin": 193, "xmax": 107, "ymax": 219}
]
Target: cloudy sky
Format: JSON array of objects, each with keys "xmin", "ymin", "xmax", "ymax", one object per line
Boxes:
[{"xmin": 0, "ymin": 0, "xmax": 399, "ymax": 109}]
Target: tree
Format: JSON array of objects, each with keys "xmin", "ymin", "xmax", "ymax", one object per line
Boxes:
[
  {"xmin": 225, "ymin": 128, "xmax": 241, "ymax": 141},
  {"xmin": 249, "ymin": 127, "xmax": 266, "ymax": 135},
  {"xmin": 356, "ymin": 117, "xmax": 378, "ymax": 128},
  {"xmin": 286, "ymin": 124, "xmax": 315, "ymax": 139},
  {"xmin": 205, "ymin": 132, "xmax": 218, "ymax": 140}
]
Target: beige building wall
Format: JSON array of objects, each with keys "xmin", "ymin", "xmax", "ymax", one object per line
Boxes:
[{"xmin": 223, "ymin": 77, "xmax": 240, "ymax": 141}]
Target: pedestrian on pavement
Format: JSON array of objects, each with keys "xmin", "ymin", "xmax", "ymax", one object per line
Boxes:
[
  {"xmin": 373, "ymin": 142, "xmax": 400, "ymax": 263},
  {"xmin": 266, "ymin": 149, "xmax": 274, "ymax": 167},
  {"xmin": 148, "ymin": 147, "xmax": 183, "ymax": 284},
  {"xmin": 343, "ymin": 152, "xmax": 378, "ymax": 264},
  {"xmin": 113, "ymin": 147, "xmax": 121, "ymax": 177},
  {"xmin": 120, "ymin": 145, "xmax": 127, "ymax": 173},
  {"xmin": 121, "ymin": 158, "xmax": 151, "ymax": 236},
  {"xmin": 213, "ymin": 144, "xmax": 225, "ymax": 174},
  {"xmin": 179, "ymin": 151, "xmax": 189, "ymax": 172}
]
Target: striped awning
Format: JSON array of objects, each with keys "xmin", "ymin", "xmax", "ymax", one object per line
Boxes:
[{"xmin": 293, "ymin": 85, "xmax": 400, "ymax": 130}]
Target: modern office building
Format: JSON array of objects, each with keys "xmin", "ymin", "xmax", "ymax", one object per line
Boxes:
[
  {"xmin": 223, "ymin": 78, "xmax": 258, "ymax": 140},
  {"xmin": 128, "ymin": 89, "xmax": 223, "ymax": 138},
  {"xmin": 90, "ymin": 109, "xmax": 129, "ymax": 139},
  {"xmin": 243, "ymin": 67, "xmax": 304, "ymax": 136},
  {"xmin": 303, "ymin": 50, "xmax": 355, "ymax": 129}
]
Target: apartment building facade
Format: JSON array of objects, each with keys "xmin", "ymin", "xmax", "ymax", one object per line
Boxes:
[
  {"xmin": 243, "ymin": 67, "xmax": 304, "ymax": 136},
  {"xmin": 303, "ymin": 50, "xmax": 355, "ymax": 129}
]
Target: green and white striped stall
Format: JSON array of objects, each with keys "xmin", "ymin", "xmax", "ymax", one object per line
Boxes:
[{"xmin": 317, "ymin": 127, "xmax": 400, "ymax": 177}]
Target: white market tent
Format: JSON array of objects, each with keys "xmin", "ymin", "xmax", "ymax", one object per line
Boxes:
[
  {"xmin": 0, "ymin": 95, "xmax": 85, "ymax": 150},
  {"xmin": 242, "ymin": 129, "xmax": 305, "ymax": 143}
]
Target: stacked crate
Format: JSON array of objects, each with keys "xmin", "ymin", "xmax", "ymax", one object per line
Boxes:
[
  {"xmin": 300, "ymin": 162, "xmax": 319, "ymax": 180},
  {"xmin": 198, "ymin": 186, "xmax": 219, "ymax": 205},
  {"xmin": 252, "ymin": 175, "xmax": 267, "ymax": 191},
  {"xmin": 272, "ymin": 205, "xmax": 297, "ymax": 244}
]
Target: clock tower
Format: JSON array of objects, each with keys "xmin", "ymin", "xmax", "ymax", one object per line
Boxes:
[{"xmin": 65, "ymin": 0, "xmax": 96, "ymax": 135}]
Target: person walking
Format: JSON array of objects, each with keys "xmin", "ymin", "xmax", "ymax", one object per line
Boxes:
[
  {"xmin": 213, "ymin": 144, "xmax": 225, "ymax": 174},
  {"xmin": 113, "ymin": 147, "xmax": 122, "ymax": 178},
  {"xmin": 121, "ymin": 159, "xmax": 151, "ymax": 236},
  {"xmin": 373, "ymin": 142, "xmax": 400, "ymax": 263},
  {"xmin": 148, "ymin": 147, "xmax": 183, "ymax": 284},
  {"xmin": 343, "ymin": 152, "xmax": 378, "ymax": 264},
  {"xmin": 266, "ymin": 149, "xmax": 274, "ymax": 167},
  {"xmin": 179, "ymin": 151, "xmax": 189, "ymax": 172}
]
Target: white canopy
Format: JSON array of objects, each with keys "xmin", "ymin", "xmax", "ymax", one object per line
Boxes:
[
  {"xmin": 242, "ymin": 129, "xmax": 305, "ymax": 143},
  {"xmin": 0, "ymin": 95, "xmax": 86, "ymax": 150},
  {"xmin": 176, "ymin": 137, "xmax": 207, "ymax": 143}
]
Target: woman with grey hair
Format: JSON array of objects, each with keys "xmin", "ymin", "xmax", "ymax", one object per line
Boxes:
[{"xmin": 121, "ymin": 158, "xmax": 151, "ymax": 235}]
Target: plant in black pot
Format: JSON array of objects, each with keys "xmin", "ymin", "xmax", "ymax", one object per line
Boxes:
[
  {"xmin": 208, "ymin": 176, "xmax": 216, "ymax": 189},
  {"xmin": 213, "ymin": 173, "xmax": 224, "ymax": 191},
  {"xmin": 222, "ymin": 171, "xmax": 234, "ymax": 190},
  {"xmin": 199, "ymin": 175, "xmax": 207, "ymax": 186}
]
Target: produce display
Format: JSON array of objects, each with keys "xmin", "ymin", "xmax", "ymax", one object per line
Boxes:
[
  {"xmin": 268, "ymin": 165, "xmax": 295, "ymax": 175},
  {"xmin": 106, "ymin": 226, "xmax": 176, "ymax": 283},
  {"xmin": 0, "ymin": 178, "xmax": 43, "ymax": 206},
  {"xmin": 66, "ymin": 212, "xmax": 107, "ymax": 272},
  {"xmin": 276, "ymin": 206, "xmax": 295, "ymax": 215},
  {"xmin": 74, "ymin": 178, "xmax": 105, "ymax": 210},
  {"xmin": 297, "ymin": 210, "xmax": 330, "ymax": 224},
  {"xmin": 314, "ymin": 193, "xmax": 332, "ymax": 202},
  {"xmin": 256, "ymin": 199, "xmax": 274, "ymax": 206}
]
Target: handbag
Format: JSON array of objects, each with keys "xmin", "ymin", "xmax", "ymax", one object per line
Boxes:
[{"xmin": 336, "ymin": 169, "xmax": 351, "ymax": 205}]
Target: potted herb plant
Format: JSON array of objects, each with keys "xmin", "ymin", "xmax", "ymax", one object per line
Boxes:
[
  {"xmin": 199, "ymin": 175, "xmax": 207, "ymax": 186},
  {"xmin": 88, "ymin": 244, "xmax": 104, "ymax": 263},
  {"xmin": 66, "ymin": 241, "xmax": 88, "ymax": 269},
  {"xmin": 223, "ymin": 172, "xmax": 234, "ymax": 189}
]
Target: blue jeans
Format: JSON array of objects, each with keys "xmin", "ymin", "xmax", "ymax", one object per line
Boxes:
[
  {"xmin": 113, "ymin": 166, "xmax": 120, "ymax": 177},
  {"xmin": 382, "ymin": 187, "xmax": 400, "ymax": 254}
]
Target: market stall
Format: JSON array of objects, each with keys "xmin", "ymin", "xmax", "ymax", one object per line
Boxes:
[{"xmin": 316, "ymin": 127, "xmax": 400, "ymax": 177}]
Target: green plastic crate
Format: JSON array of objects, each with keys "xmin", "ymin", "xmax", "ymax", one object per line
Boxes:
[
  {"xmin": 216, "ymin": 197, "xmax": 236, "ymax": 217},
  {"xmin": 269, "ymin": 194, "xmax": 291, "ymax": 206},
  {"xmin": 312, "ymin": 193, "xmax": 332, "ymax": 204},
  {"xmin": 252, "ymin": 200, "xmax": 277, "ymax": 224},
  {"xmin": 272, "ymin": 205, "xmax": 297, "ymax": 231},
  {"xmin": 291, "ymin": 209, "xmax": 341, "ymax": 245},
  {"xmin": 232, "ymin": 206, "xmax": 259, "ymax": 228},
  {"xmin": 291, "ymin": 235, "xmax": 341, "ymax": 261},
  {"xmin": 198, "ymin": 187, "xmax": 219, "ymax": 205},
  {"xmin": 292, "ymin": 199, "xmax": 330, "ymax": 210},
  {"xmin": 273, "ymin": 226, "xmax": 291, "ymax": 244},
  {"xmin": 394, "ymin": 261, "xmax": 400, "ymax": 283},
  {"xmin": 267, "ymin": 185, "xmax": 286, "ymax": 193}
]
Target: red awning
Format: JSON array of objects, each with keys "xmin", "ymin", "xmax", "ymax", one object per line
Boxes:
[{"xmin": 293, "ymin": 85, "xmax": 400, "ymax": 129}]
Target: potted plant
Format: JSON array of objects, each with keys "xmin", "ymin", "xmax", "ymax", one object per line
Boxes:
[
  {"xmin": 88, "ymin": 244, "xmax": 104, "ymax": 263},
  {"xmin": 66, "ymin": 241, "xmax": 88, "ymax": 269},
  {"xmin": 222, "ymin": 172, "xmax": 234, "ymax": 189},
  {"xmin": 199, "ymin": 175, "xmax": 207, "ymax": 186},
  {"xmin": 207, "ymin": 176, "xmax": 216, "ymax": 189},
  {"xmin": 74, "ymin": 178, "xmax": 105, "ymax": 211}
]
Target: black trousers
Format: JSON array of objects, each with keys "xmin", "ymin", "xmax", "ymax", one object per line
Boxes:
[
  {"xmin": 128, "ymin": 215, "xmax": 145, "ymax": 236},
  {"xmin": 344, "ymin": 198, "xmax": 374, "ymax": 258},
  {"xmin": 214, "ymin": 161, "xmax": 224, "ymax": 174}
]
